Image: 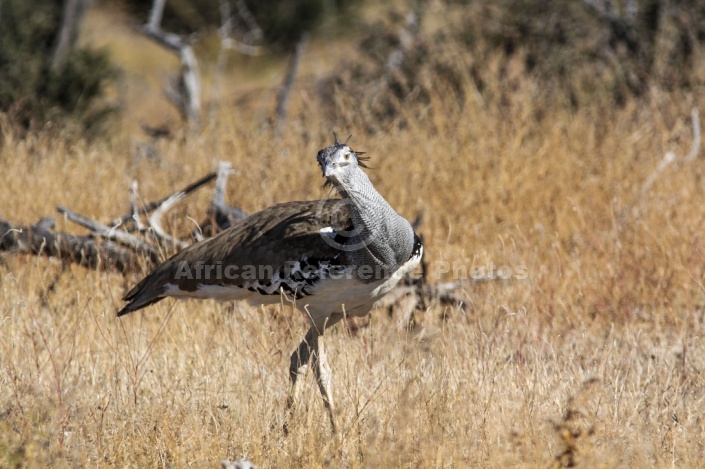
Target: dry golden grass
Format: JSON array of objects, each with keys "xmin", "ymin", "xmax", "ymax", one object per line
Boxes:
[{"xmin": 2, "ymin": 7, "xmax": 705, "ymax": 469}]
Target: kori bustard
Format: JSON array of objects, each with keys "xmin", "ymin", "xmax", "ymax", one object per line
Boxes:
[{"xmin": 118, "ymin": 142, "xmax": 424, "ymax": 432}]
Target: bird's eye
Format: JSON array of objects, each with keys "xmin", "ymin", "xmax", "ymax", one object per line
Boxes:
[{"xmin": 345, "ymin": 153, "xmax": 351, "ymax": 160}]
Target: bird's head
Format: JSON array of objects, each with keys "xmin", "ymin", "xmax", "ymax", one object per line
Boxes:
[{"xmin": 317, "ymin": 142, "xmax": 369, "ymax": 187}]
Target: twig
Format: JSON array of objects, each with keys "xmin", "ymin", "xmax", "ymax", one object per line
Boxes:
[
  {"xmin": 221, "ymin": 37, "xmax": 262, "ymax": 56},
  {"xmin": 213, "ymin": 161, "xmax": 234, "ymax": 209},
  {"xmin": 57, "ymin": 207, "xmax": 160, "ymax": 262},
  {"xmin": 129, "ymin": 180, "xmax": 145, "ymax": 231},
  {"xmin": 640, "ymin": 151, "xmax": 677, "ymax": 196},
  {"xmin": 217, "ymin": 0, "xmax": 262, "ymax": 56},
  {"xmin": 146, "ymin": 0, "xmax": 165, "ymax": 32},
  {"xmin": 147, "ymin": 192, "xmax": 189, "ymax": 250},
  {"xmin": 197, "ymin": 162, "xmax": 247, "ymax": 239},
  {"xmin": 641, "ymin": 107, "xmax": 701, "ymax": 195},
  {"xmin": 209, "ymin": 0, "xmax": 262, "ymax": 120},
  {"xmin": 234, "ymin": 0, "xmax": 262, "ymax": 45},
  {"xmin": 113, "ymin": 170, "xmax": 218, "ymax": 226},
  {"xmin": 339, "ymin": 355, "xmax": 407, "ymax": 444},
  {"xmin": 116, "ymin": 302, "xmax": 177, "ymax": 406}
]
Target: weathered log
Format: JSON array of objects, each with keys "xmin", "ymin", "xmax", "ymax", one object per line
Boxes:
[
  {"xmin": 0, "ymin": 217, "xmax": 144, "ymax": 273},
  {"xmin": 1, "ymin": 164, "xmax": 245, "ymax": 274}
]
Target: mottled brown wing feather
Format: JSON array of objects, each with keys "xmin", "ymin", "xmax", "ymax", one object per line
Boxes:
[{"xmin": 118, "ymin": 199, "xmax": 351, "ymax": 315}]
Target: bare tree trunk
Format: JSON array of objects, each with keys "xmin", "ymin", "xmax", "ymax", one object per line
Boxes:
[
  {"xmin": 143, "ymin": 0, "xmax": 201, "ymax": 128},
  {"xmin": 51, "ymin": 0, "xmax": 91, "ymax": 71},
  {"xmin": 174, "ymin": 46, "xmax": 202, "ymax": 125},
  {"xmin": 275, "ymin": 33, "xmax": 309, "ymax": 138}
]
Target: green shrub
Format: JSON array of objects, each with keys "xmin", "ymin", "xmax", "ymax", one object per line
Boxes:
[
  {"xmin": 323, "ymin": 0, "xmax": 705, "ymax": 130},
  {"xmin": 0, "ymin": 0, "xmax": 118, "ymax": 139}
]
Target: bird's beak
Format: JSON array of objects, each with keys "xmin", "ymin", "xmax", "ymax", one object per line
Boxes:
[{"xmin": 323, "ymin": 161, "xmax": 337, "ymax": 178}]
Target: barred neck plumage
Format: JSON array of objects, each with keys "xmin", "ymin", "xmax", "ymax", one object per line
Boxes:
[{"xmin": 331, "ymin": 166, "xmax": 415, "ymax": 278}]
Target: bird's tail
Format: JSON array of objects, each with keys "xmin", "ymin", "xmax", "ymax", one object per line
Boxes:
[{"xmin": 117, "ymin": 277, "xmax": 168, "ymax": 316}]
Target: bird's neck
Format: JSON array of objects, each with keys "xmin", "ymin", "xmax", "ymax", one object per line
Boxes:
[{"xmin": 332, "ymin": 169, "xmax": 414, "ymax": 275}]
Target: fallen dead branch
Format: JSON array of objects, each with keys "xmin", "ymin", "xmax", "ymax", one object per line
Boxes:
[
  {"xmin": 0, "ymin": 217, "xmax": 142, "ymax": 273},
  {"xmin": 56, "ymin": 206, "xmax": 161, "ymax": 262},
  {"xmin": 1, "ymin": 165, "xmax": 235, "ymax": 274}
]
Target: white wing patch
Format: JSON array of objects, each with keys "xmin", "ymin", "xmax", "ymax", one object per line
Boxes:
[{"xmin": 318, "ymin": 226, "xmax": 338, "ymax": 239}]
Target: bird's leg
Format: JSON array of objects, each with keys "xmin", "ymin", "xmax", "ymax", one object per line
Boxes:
[
  {"xmin": 285, "ymin": 317, "xmax": 341, "ymax": 434},
  {"xmin": 313, "ymin": 331, "xmax": 337, "ymax": 433},
  {"xmin": 286, "ymin": 326, "xmax": 316, "ymax": 423}
]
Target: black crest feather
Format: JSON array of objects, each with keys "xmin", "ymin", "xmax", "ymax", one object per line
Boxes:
[
  {"xmin": 356, "ymin": 151, "xmax": 370, "ymax": 169},
  {"xmin": 332, "ymin": 131, "xmax": 353, "ymax": 145}
]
